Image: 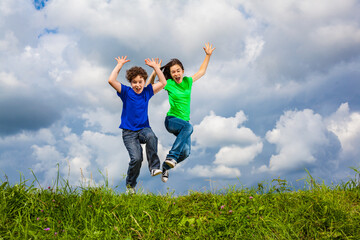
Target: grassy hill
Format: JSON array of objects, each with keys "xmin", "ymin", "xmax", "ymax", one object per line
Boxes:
[{"xmin": 0, "ymin": 169, "xmax": 359, "ymax": 239}]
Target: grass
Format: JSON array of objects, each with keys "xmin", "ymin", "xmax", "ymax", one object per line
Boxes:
[{"xmin": 0, "ymin": 168, "xmax": 359, "ymax": 239}]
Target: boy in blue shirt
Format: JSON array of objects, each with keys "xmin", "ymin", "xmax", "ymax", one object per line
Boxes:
[{"xmin": 108, "ymin": 56, "xmax": 167, "ymax": 194}]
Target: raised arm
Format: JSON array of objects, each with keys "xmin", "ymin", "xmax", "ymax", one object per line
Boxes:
[
  {"xmin": 108, "ymin": 56, "xmax": 130, "ymax": 93},
  {"xmin": 144, "ymin": 58, "xmax": 167, "ymax": 94},
  {"xmin": 146, "ymin": 70, "xmax": 156, "ymax": 86},
  {"xmin": 192, "ymin": 43, "xmax": 215, "ymax": 83}
]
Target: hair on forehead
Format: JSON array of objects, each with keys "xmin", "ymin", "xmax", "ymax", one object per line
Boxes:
[
  {"xmin": 160, "ymin": 58, "xmax": 184, "ymax": 80},
  {"xmin": 126, "ymin": 66, "xmax": 148, "ymax": 83}
]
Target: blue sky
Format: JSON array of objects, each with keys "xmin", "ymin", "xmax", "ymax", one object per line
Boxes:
[{"xmin": 0, "ymin": 0, "xmax": 359, "ymax": 194}]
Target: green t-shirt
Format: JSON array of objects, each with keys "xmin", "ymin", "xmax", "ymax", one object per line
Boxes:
[{"xmin": 164, "ymin": 76, "xmax": 193, "ymax": 121}]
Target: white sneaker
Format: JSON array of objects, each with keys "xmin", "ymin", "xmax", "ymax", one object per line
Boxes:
[
  {"xmin": 161, "ymin": 170, "xmax": 169, "ymax": 183},
  {"xmin": 165, "ymin": 158, "xmax": 177, "ymax": 168},
  {"xmin": 151, "ymin": 169, "xmax": 162, "ymax": 176},
  {"xmin": 126, "ymin": 186, "xmax": 136, "ymax": 195}
]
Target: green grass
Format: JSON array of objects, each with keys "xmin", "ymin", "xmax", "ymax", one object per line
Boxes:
[{"xmin": 0, "ymin": 168, "xmax": 359, "ymax": 239}]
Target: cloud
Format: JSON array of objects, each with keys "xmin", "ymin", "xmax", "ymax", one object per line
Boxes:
[
  {"xmin": 193, "ymin": 111, "xmax": 260, "ymax": 148},
  {"xmin": 28, "ymin": 126, "xmax": 130, "ymax": 186},
  {"xmin": 188, "ymin": 164, "xmax": 241, "ymax": 179},
  {"xmin": 326, "ymin": 103, "xmax": 360, "ymax": 158},
  {"xmin": 31, "ymin": 144, "xmax": 66, "ymax": 184},
  {"xmin": 0, "ymin": 28, "xmax": 114, "ymax": 136},
  {"xmin": 243, "ymin": 36, "xmax": 265, "ymax": 64},
  {"xmin": 214, "ymin": 143, "xmax": 263, "ymax": 167},
  {"xmin": 82, "ymin": 108, "xmax": 120, "ymax": 134},
  {"xmin": 260, "ymin": 108, "xmax": 341, "ymax": 173},
  {"xmin": 42, "ymin": 0, "xmax": 249, "ymax": 56},
  {"xmin": 240, "ymin": 0, "xmax": 360, "ymax": 80},
  {"xmin": 188, "ymin": 111, "xmax": 262, "ymax": 179},
  {"xmin": 0, "ymin": 96, "xmax": 61, "ymax": 136},
  {"xmin": 0, "ymin": 32, "xmax": 76, "ymax": 136}
]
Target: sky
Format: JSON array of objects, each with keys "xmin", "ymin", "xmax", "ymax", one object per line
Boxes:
[{"xmin": 0, "ymin": 0, "xmax": 359, "ymax": 194}]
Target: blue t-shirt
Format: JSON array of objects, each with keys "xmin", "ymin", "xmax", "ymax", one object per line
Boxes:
[{"xmin": 117, "ymin": 84, "xmax": 154, "ymax": 131}]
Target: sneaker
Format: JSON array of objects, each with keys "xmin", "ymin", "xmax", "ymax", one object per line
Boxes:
[
  {"xmin": 165, "ymin": 158, "xmax": 177, "ymax": 168},
  {"xmin": 161, "ymin": 170, "xmax": 169, "ymax": 183},
  {"xmin": 126, "ymin": 186, "xmax": 136, "ymax": 195},
  {"xmin": 151, "ymin": 169, "xmax": 162, "ymax": 176}
]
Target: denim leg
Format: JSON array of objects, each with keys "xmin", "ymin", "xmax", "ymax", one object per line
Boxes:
[
  {"xmin": 163, "ymin": 135, "xmax": 191, "ymax": 171},
  {"xmin": 165, "ymin": 116, "xmax": 193, "ymax": 162},
  {"xmin": 177, "ymin": 136, "xmax": 191, "ymax": 163},
  {"xmin": 138, "ymin": 127, "xmax": 161, "ymax": 172},
  {"xmin": 122, "ymin": 129, "xmax": 143, "ymax": 188}
]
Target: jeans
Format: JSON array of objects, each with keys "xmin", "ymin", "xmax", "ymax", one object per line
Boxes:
[
  {"xmin": 122, "ymin": 127, "xmax": 160, "ymax": 188},
  {"xmin": 164, "ymin": 116, "xmax": 193, "ymax": 170}
]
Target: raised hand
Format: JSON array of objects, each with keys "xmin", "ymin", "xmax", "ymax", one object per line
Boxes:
[
  {"xmin": 147, "ymin": 58, "xmax": 167, "ymax": 94},
  {"xmin": 203, "ymin": 43, "xmax": 215, "ymax": 56},
  {"xmin": 145, "ymin": 58, "xmax": 162, "ymax": 69},
  {"xmin": 115, "ymin": 56, "xmax": 130, "ymax": 65}
]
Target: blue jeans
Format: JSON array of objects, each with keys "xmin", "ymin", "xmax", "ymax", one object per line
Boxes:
[
  {"xmin": 164, "ymin": 116, "xmax": 193, "ymax": 170},
  {"xmin": 122, "ymin": 127, "xmax": 160, "ymax": 188}
]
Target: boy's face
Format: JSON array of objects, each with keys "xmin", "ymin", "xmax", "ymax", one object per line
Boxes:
[
  {"xmin": 170, "ymin": 64, "xmax": 184, "ymax": 84},
  {"xmin": 131, "ymin": 75, "xmax": 145, "ymax": 94}
]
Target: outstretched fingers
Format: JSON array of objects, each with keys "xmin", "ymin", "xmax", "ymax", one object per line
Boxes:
[
  {"xmin": 203, "ymin": 42, "xmax": 215, "ymax": 55},
  {"xmin": 145, "ymin": 58, "xmax": 162, "ymax": 68},
  {"xmin": 115, "ymin": 56, "xmax": 130, "ymax": 65}
]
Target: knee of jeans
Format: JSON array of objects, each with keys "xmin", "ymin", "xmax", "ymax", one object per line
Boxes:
[
  {"xmin": 129, "ymin": 152, "xmax": 143, "ymax": 164},
  {"xmin": 185, "ymin": 124, "xmax": 193, "ymax": 134},
  {"xmin": 145, "ymin": 133, "xmax": 158, "ymax": 144},
  {"xmin": 182, "ymin": 146, "xmax": 191, "ymax": 158},
  {"xmin": 129, "ymin": 157, "xmax": 142, "ymax": 166},
  {"xmin": 184, "ymin": 150, "xmax": 190, "ymax": 159}
]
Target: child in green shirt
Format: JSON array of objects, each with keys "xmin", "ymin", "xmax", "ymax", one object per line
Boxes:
[{"xmin": 147, "ymin": 43, "xmax": 215, "ymax": 183}]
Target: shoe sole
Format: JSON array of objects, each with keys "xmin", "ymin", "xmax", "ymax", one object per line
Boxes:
[
  {"xmin": 151, "ymin": 171, "xmax": 162, "ymax": 177},
  {"xmin": 162, "ymin": 170, "xmax": 169, "ymax": 183},
  {"xmin": 165, "ymin": 160, "xmax": 176, "ymax": 168}
]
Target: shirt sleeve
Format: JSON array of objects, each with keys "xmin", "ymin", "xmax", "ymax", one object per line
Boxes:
[
  {"xmin": 188, "ymin": 76, "xmax": 193, "ymax": 88},
  {"xmin": 145, "ymin": 84, "xmax": 154, "ymax": 100},
  {"xmin": 117, "ymin": 84, "xmax": 128, "ymax": 101}
]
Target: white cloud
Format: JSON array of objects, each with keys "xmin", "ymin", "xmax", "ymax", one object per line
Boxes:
[
  {"xmin": 243, "ymin": 36, "xmax": 265, "ymax": 64},
  {"xmin": 214, "ymin": 143, "xmax": 263, "ymax": 167},
  {"xmin": 31, "ymin": 144, "xmax": 65, "ymax": 184},
  {"xmin": 188, "ymin": 111, "xmax": 262, "ymax": 178},
  {"xmin": 82, "ymin": 108, "xmax": 120, "ymax": 134},
  {"xmin": 0, "ymin": 31, "xmax": 18, "ymax": 52},
  {"xmin": 43, "ymin": 0, "xmax": 249, "ymax": 54},
  {"xmin": 32, "ymin": 144, "xmax": 62, "ymax": 166},
  {"xmin": 193, "ymin": 111, "xmax": 260, "ymax": 147},
  {"xmin": 0, "ymin": 128, "xmax": 55, "ymax": 146},
  {"xmin": 28, "ymin": 126, "xmax": 128, "ymax": 186},
  {"xmin": 188, "ymin": 164, "xmax": 241, "ymax": 179},
  {"xmin": 240, "ymin": 0, "xmax": 360, "ymax": 80},
  {"xmin": 0, "ymin": 71, "xmax": 21, "ymax": 88},
  {"xmin": 326, "ymin": 103, "xmax": 360, "ymax": 157},
  {"xmin": 311, "ymin": 23, "xmax": 360, "ymax": 48},
  {"xmin": 262, "ymin": 109, "xmax": 332, "ymax": 172}
]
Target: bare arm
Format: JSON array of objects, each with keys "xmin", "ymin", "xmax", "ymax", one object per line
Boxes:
[
  {"xmin": 144, "ymin": 58, "xmax": 166, "ymax": 94},
  {"xmin": 192, "ymin": 43, "xmax": 215, "ymax": 83},
  {"xmin": 146, "ymin": 70, "xmax": 156, "ymax": 86},
  {"xmin": 108, "ymin": 56, "xmax": 130, "ymax": 93}
]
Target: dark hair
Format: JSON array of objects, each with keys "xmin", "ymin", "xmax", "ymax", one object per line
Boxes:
[
  {"xmin": 160, "ymin": 58, "xmax": 184, "ymax": 80},
  {"xmin": 126, "ymin": 66, "xmax": 148, "ymax": 83}
]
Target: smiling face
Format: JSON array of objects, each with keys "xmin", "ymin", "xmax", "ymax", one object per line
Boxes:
[
  {"xmin": 130, "ymin": 75, "xmax": 145, "ymax": 94},
  {"xmin": 170, "ymin": 64, "xmax": 184, "ymax": 84}
]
